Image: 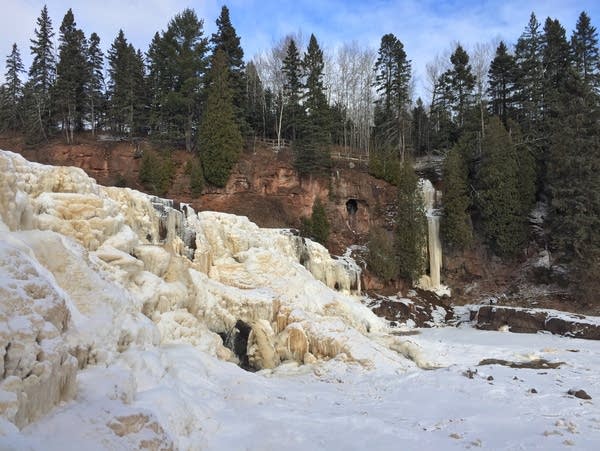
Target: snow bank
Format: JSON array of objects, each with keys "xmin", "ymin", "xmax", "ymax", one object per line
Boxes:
[{"xmin": 0, "ymin": 149, "xmax": 407, "ymax": 445}]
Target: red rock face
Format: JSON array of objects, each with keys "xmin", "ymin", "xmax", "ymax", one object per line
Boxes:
[
  {"xmin": 1, "ymin": 136, "xmax": 397, "ymax": 254},
  {"xmin": 9, "ymin": 139, "xmax": 144, "ymax": 189},
  {"xmin": 177, "ymin": 148, "xmax": 398, "ymax": 254}
]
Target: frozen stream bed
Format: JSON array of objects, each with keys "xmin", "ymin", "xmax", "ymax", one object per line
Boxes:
[{"xmin": 3, "ymin": 325, "xmax": 599, "ymax": 450}]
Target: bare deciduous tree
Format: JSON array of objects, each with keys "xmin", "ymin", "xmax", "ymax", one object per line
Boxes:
[
  {"xmin": 329, "ymin": 41, "xmax": 376, "ymax": 154},
  {"xmin": 254, "ymin": 33, "xmax": 306, "ymax": 147},
  {"xmin": 471, "ymin": 40, "xmax": 496, "ymax": 135}
]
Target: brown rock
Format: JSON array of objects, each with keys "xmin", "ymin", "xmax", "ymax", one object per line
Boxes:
[
  {"xmin": 475, "ymin": 306, "xmax": 547, "ymax": 334},
  {"xmin": 567, "ymin": 389, "xmax": 592, "ymax": 400},
  {"xmin": 474, "ymin": 306, "xmax": 600, "ymax": 340},
  {"xmin": 369, "ymin": 290, "xmax": 453, "ymax": 328}
]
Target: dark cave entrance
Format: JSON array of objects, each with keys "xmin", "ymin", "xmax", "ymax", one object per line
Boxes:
[
  {"xmin": 346, "ymin": 199, "xmax": 358, "ymax": 216},
  {"xmin": 219, "ymin": 320, "xmax": 255, "ymax": 371}
]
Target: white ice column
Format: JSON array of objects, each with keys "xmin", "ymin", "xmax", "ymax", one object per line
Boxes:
[{"xmin": 418, "ymin": 179, "xmax": 447, "ymax": 295}]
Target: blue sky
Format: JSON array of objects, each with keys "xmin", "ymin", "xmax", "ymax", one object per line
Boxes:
[{"xmin": 1, "ymin": 0, "xmax": 599, "ymax": 100}]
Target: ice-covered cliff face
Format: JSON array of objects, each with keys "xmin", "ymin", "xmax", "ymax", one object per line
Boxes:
[{"xmin": 0, "ymin": 150, "xmax": 414, "ymax": 442}]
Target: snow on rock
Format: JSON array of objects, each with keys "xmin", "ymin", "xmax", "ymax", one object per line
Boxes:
[
  {"xmin": 0, "ymin": 238, "xmax": 77, "ymax": 429},
  {"xmin": 3, "ymin": 149, "xmax": 599, "ymax": 450},
  {"xmin": 193, "ymin": 211, "xmax": 361, "ymax": 294},
  {"xmin": 0, "ymin": 149, "xmax": 399, "ymax": 444}
]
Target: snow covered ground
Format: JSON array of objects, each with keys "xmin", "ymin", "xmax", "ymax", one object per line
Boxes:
[
  {"xmin": 3, "ymin": 326, "xmax": 599, "ymax": 450},
  {"xmin": 1, "ymin": 150, "xmax": 599, "ymax": 450}
]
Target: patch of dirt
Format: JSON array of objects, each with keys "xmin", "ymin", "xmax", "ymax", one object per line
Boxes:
[
  {"xmin": 443, "ymin": 235, "xmax": 600, "ymax": 317},
  {"xmin": 567, "ymin": 389, "xmax": 592, "ymax": 400},
  {"xmin": 389, "ymin": 330, "xmax": 421, "ymax": 336}
]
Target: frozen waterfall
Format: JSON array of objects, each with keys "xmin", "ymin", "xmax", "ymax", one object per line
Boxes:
[{"xmin": 418, "ymin": 179, "xmax": 449, "ymax": 296}]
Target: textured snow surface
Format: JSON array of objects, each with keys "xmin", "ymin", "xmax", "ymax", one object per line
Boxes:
[{"xmin": 1, "ymin": 150, "xmax": 599, "ymax": 450}]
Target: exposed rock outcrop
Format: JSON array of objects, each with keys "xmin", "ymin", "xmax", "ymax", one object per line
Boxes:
[
  {"xmin": 472, "ymin": 305, "xmax": 600, "ymax": 340},
  {"xmin": 367, "ymin": 290, "xmax": 454, "ymax": 328}
]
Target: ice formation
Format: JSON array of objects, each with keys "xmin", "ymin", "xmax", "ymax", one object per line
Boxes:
[
  {"xmin": 0, "ymin": 150, "xmax": 415, "ymax": 446},
  {"xmin": 2, "ymin": 151, "xmax": 600, "ymax": 450},
  {"xmin": 418, "ymin": 179, "xmax": 449, "ymax": 296}
]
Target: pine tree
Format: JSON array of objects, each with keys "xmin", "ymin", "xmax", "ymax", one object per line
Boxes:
[
  {"xmin": 29, "ymin": 5, "xmax": 55, "ymax": 97},
  {"xmin": 244, "ymin": 61, "xmax": 267, "ymax": 137},
  {"xmin": 514, "ymin": 13, "xmax": 543, "ymax": 131},
  {"xmin": 367, "ymin": 227, "xmax": 398, "ymax": 281},
  {"xmin": 54, "ymin": 9, "xmax": 88, "ymax": 143},
  {"xmin": 86, "ymin": 32, "xmax": 105, "ymax": 136},
  {"xmin": 198, "ymin": 49, "xmax": 242, "ymax": 187},
  {"xmin": 107, "ymin": 31, "xmax": 146, "ymax": 137},
  {"xmin": 146, "ymin": 31, "xmax": 169, "ymax": 139},
  {"xmin": 487, "ymin": 41, "xmax": 517, "ymax": 125},
  {"xmin": 429, "ymin": 45, "xmax": 475, "ymax": 147},
  {"xmin": 27, "ymin": 5, "xmax": 56, "ymax": 141},
  {"xmin": 372, "ymin": 33, "xmax": 411, "ymax": 160},
  {"xmin": 508, "ymin": 120, "xmax": 537, "ymax": 218},
  {"xmin": 571, "ymin": 11, "xmax": 600, "ymax": 93},
  {"xmin": 107, "ymin": 30, "xmax": 130, "ymax": 134},
  {"xmin": 1, "ymin": 43, "xmax": 25, "ymax": 131},
  {"xmin": 211, "ymin": 5, "xmax": 246, "ymax": 132},
  {"xmin": 282, "ymin": 39, "xmax": 303, "ymax": 141},
  {"xmin": 156, "ymin": 9, "xmax": 209, "ymax": 150},
  {"xmin": 187, "ymin": 156, "xmax": 204, "ymax": 197},
  {"xmin": 411, "ymin": 97, "xmax": 430, "ymax": 155},
  {"xmin": 477, "ymin": 117, "xmax": 529, "ymax": 257},
  {"xmin": 430, "ymin": 71, "xmax": 458, "ymax": 150},
  {"xmin": 139, "ymin": 149, "xmax": 175, "ymax": 196},
  {"xmin": 307, "ymin": 198, "xmax": 330, "ymax": 245},
  {"xmin": 147, "ymin": 15, "xmax": 197, "ymax": 146},
  {"xmin": 538, "ymin": 18, "xmax": 573, "ymax": 193},
  {"xmin": 303, "ymin": 34, "xmax": 328, "ymax": 124},
  {"xmin": 131, "ymin": 48, "xmax": 148, "ymax": 134},
  {"xmin": 295, "ymin": 34, "xmax": 331, "ymax": 175},
  {"xmin": 396, "ymin": 160, "xmax": 427, "ymax": 281},
  {"xmin": 446, "ymin": 45, "xmax": 475, "ymax": 128},
  {"xmin": 542, "ymin": 18, "xmax": 572, "ymax": 106},
  {"xmin": 441, "ymin": 138, "xmax": 473, "ymax": 250},
  {"xmin": 546, "ymin": 70, "xmax": 600, "ymax": 300}
]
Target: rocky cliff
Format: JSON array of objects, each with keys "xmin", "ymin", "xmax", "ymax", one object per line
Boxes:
[{"xmin": 0, "ymin": 135, "xmax": 397, "ymax": 256}]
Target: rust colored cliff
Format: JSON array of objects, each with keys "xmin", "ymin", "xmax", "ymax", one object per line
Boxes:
[{"xmin": 0, "ymin": 134, "xmax": 396, "ymax": 255}]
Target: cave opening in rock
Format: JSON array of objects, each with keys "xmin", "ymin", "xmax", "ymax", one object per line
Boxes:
[
  {"xmin": 219, "ymin": 320, "xmax": 255, "ymax": 371},
  {"xmin": 346, "ymin": 199, "xmax": 358, "ymax": 215}
]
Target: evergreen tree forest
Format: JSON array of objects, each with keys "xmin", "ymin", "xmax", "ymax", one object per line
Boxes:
[{"xmin": 1, "ymin": 6, "xmax": 600, "ymax": 296}]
